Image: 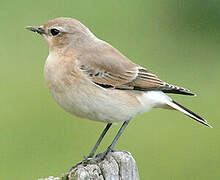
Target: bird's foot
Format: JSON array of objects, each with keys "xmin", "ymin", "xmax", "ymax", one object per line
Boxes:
[
  {"xmin": 69, "ymin": 156, "xmax": 94, "ymax": 172},
  {"xmin": 93, "ymin": 147, "xmax": 114, "ymax": 162},
  {"xmin": 69, "ymin": 148, "xmax": 114, "ymax": 172}
]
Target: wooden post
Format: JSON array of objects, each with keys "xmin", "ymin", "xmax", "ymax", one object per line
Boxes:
[{"xmin": 38, "ymin": 151, "xmax": 140, "ymax": 180}]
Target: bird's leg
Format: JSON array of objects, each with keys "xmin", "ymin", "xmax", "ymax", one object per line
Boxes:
[
  {"xmin": 86, "ymin": 123, "xmax": 112, "ymax": 159},
  {"xmin": 69, "ymin": 123, "xmax": 112, "ymax": 172},
  {"xmin": 70, "ymin": 121, "xmax": 130, "ymax": 171},
  {"xmin": 96, "ymin": 119, "xmax": 130, "ymax": 160}
]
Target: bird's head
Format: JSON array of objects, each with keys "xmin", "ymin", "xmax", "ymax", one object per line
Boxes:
[{"xmin": 26, "ymin": 17, "xmax": 96, "ymax": 51}]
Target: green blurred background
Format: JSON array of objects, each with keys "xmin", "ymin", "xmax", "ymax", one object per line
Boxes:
[{"xmin": 0, "ymin": 0, "xmax": 219, "ymax": 179}]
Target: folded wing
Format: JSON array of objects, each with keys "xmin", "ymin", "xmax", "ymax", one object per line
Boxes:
[{"xmin": 77, "ymin": 51, "xmax": 194, "ymax": 95}]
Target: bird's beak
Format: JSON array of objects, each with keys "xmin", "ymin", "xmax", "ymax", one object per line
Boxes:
[{"xmin": 25, "ymin": 26, "xmax": 45, "ymax": 35}]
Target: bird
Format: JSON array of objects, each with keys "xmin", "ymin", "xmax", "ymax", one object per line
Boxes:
[{"xmin": 26, "ymin": 17, "xmax": 212, "ymax": 162}]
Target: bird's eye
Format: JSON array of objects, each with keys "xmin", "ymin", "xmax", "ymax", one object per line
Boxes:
[{"xmin": 50, "ymin": 28, "xmax": 60, "ymax": 36}]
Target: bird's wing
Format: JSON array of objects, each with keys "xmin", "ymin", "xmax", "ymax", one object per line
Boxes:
[{"xmin": 77, "ymin": 47, "xmax": 194, "ymax": 95}]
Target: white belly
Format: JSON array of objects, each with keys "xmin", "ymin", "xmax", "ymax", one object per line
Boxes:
[{"xmin": 46, "ymin": 80, "xmax": 144, "ymax": 123}]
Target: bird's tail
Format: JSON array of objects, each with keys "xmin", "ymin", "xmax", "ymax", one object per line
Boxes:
[{"xmin": 166, "ymin": 100, "xmax": 212, "ymax": 128}]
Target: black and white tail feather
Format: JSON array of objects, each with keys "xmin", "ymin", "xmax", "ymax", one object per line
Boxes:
[
  {"xmin": 148, "ymin": 89, "xmax": 212, "ymax": 128},
  {"xmin": 153, "ymin": 81, "xmax": 212, "ymax": 128},
  {"xmin": 166, "ymin": 100, "xmax": 212, "ymax": 128}
]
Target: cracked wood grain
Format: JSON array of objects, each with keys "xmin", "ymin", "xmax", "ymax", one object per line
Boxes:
[
  {"xmin": 69, "ymin": 151, "xmax": 139, "ymax": 180},
  {"xmin": 38, "ymin": 151, "xmax": 139, "ymax": 180}
]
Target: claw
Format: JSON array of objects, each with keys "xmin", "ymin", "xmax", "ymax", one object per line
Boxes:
[
  {"xmin": 69, "ymin": 148, "xmax": 114, "ymax": 172},
  {"xmin": 69, "ymin": 159, "xmax": 88, "ymax": 172},
  {"xmin": 95, "ymin": 147, "xmax": 113, "ymax": 160}
]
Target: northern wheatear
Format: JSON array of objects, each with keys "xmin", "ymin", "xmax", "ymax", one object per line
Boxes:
[{"xmin": 26, "ymin": 17, "xmax": 212, "ymax": 161}]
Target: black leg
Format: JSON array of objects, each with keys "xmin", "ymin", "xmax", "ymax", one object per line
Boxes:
[
  {"xmin": 97, "ymin": 120, "xmax": 130, "ymax": 159},
  {"xmin": 69, "ymin": 123, "xmax": 112, "ymax": 172},
  {"xmin": 69, "ymin": 121, "xmax": 130, "ymax": 172},
  {"xmin": 87, "ymin": 123, "xmax": 112, "ymax": 158}
]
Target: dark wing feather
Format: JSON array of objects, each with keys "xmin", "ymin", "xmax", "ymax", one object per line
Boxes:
[{"xmin": 127, "ymin": 68, "xmax": 195, "ymax": 95}]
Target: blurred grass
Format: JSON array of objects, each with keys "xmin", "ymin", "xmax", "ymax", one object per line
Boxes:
[{"xmin": 0, "ymin": 0, "xmax": 219, "ymax": 179}]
